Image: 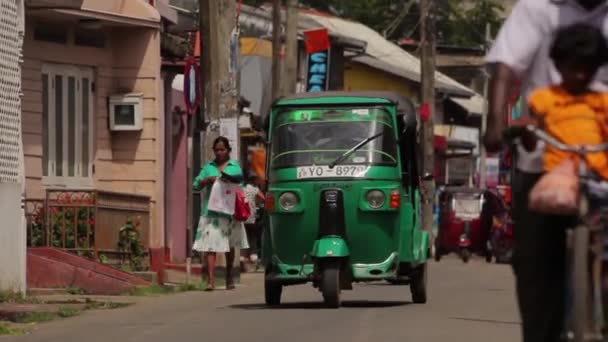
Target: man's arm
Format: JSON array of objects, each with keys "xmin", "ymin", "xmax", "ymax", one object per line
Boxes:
[
  {"xmin": 483, "ymin": 0, "xmax": 547, "ymax": 152},
  {"xmin": 484, "ymin": 63, "xmax": 518, "ymax": 152}
]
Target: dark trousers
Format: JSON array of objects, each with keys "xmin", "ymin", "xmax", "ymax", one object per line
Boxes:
[
  {"xmin": 245, "ymin": 222, "xmax": 261, "ymax": 256},
  {"xmin": 512, "ymin": 170, "xmax": 575, "ymax": 342}
]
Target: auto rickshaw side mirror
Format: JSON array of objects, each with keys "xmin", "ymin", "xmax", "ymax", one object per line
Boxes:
[{"xmin": 400, "ymin": 111, "xmax": 417, "ymax": 134}]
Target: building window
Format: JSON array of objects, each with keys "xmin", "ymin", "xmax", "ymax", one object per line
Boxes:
[
  {"xmin": 42, "ymin": 64, "xmax": 94, "ymax": 187},
  {"xmin": 34, "ymin": 23, "xmax": 68, "ymax": 44},
  {"xmin": 75, "ymin": 28, "xmax": 106, "ymax": 48}
]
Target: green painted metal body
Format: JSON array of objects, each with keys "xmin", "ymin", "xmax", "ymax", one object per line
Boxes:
[
  {"xmin": 263, "ymin": 93, "xmax": 429, "ymax": 283},
  {"xmin": 311, "ymin": 237, "xmax": 350, "ymax": 258}
]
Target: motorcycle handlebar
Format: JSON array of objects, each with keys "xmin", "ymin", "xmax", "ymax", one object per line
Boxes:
[{"xmin": 502, "ymin": 125, "xmax": 608, "ymax": 155}]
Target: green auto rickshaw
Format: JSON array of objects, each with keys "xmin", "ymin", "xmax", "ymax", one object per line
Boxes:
[{"xmin": 262, "ymin": 91, "xmax": 430, "ymax": 308}]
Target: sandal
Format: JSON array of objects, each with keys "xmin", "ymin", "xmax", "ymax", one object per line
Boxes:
[{"xmin": 205, "ymin": 281, "xmax": 215, "ymax": 291}]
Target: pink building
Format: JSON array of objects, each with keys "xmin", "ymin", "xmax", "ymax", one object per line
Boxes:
[{"xmin": 22, "ymin": 0, "xmax": 177, "ymax": 286}]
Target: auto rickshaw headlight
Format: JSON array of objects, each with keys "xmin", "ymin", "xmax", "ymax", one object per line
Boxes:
[
  {"xmin": 366, "ymin": 190, "xmax": 386, "ymax": 209},
  {"xmin": 279, "ymin": 192, "xmax": 299, "ymax": 211}
]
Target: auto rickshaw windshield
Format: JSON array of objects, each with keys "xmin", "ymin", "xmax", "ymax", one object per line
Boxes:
[
  {"xmin": 270, "ymin": 107, "xmax": 398, "ymax": 169},
  {"xmin": 451, "ymin": 193, "xmax": 483, "ymax": 220}
]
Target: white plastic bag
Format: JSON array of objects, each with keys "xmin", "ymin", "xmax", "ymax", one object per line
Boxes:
[
  {"xmin": 207, "ymin": 179, "xmax": 238, "ymax": 215},
  {"xmin": 529, "ymin": 159, "xmax": 579, "ymax": 215}
]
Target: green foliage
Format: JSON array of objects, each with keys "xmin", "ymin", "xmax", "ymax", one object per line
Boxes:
[
  {"xmin": 242, "ymin": 0, "xmax": 505, "ymax": 46},
  {"xmin": 57, "ymin": 306, "xmax": 80, "ymax": 318},
  {"xmin": 0, "ymin": 323, "xmax": 25, "ymax": 336},
  {"xmin": 15, "ymin": 312, "xmax": 55, "ymax": 324},
  {"xmin": 118, "ymin": 217, "xmax": 147, "ymax": 272},
  {"xmin": 98, "ymin": 253, "xmax": 109, "ymax": 264},
  {"xmin": 0, "ymin": 298, "xmax": 128, "ymax": 333},
  {"xmin": 0, "ymin": 292, "xmax": 39, "ymax": 304},
  {"xmin": 130, "ymin": 281, "xmax": 210, "ymax": 297},
  {"xmin": 29, "ymin": 193, "xmax": 96, "ymax": 250},
  {"xmin": 436, "ymin": 0, "xmax": 505, "ymax": 47},
  {"xmin": 177, "ymin": 281, "xmax": 209, "ymax": 292},
  {"xmin": 83, "ymin": 301, "xmax": 131, "ymax": 310},
  {"xmin": 130, "ymin": 284, "xmax": 173, "ymax": 297}
]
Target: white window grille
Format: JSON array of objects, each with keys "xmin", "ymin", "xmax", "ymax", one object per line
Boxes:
[
  {"xmin": 0, "ymin": 0, "xmax": 23, "ymax": 184},
  {"xmin": 41, "ymin": 64, "xmax": 94, "ymax": 188}
]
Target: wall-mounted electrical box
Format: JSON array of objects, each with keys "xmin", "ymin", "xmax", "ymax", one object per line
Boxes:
[{"xmin": 109, "ymin": 93, "xmax": 143, "ymax": 131}]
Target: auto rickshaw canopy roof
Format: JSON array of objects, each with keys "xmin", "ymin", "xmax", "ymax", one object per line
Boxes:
[{"xmin": 273, "ymin": 91, "xmax": 416, "ymax": 116}]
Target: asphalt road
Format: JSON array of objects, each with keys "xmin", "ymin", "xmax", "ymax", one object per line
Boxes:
[{"xmin": 3, "ymin": 257, "xmax": 521, "ymax": 342}]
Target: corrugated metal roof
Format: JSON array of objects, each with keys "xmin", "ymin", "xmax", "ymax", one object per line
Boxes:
[
  {"xmin": 353, "ymin": 55, "xmax": 472, "ymax": 97},
  {"xmin": 240, "ymin": 5, "xmax": 367, "ymax": 50},
  {"xmin": 436, "ymin": 54, "xmax": 484, "ymax": 67},
  {"xmin": 299, "ymin": 11, "xmax": 475, "ymax": 97},
  {"xmin": 241, "ymin": 4, "xmax": 475, "ymax": 97}
]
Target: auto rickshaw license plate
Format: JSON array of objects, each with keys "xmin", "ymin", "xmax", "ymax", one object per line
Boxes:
[{"xmin": 297, "ymin": 165, "xmax": 369, "ymax": 179}]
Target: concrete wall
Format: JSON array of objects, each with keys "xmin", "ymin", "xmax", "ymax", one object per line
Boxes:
[
  {"xmin": 21, "ymin": 17, "xmax": 164, "ymax": 248},
  {"xmin": 0, "ymin": 183, "xmax": 26, "ymax": 294}
]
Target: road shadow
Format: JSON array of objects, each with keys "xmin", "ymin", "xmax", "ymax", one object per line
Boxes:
[
  {"xmin": 228, "ymin": 300, "xmax": 411, "ymax": 310},
  {"xmin": 363, "ymin": 283, "xmax": 408, "ymax": 287}
]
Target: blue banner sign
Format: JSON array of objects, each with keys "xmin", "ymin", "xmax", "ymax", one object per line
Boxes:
[{"xmin": 306, "ymin": 50, "xmax": 330, "ymax": 92}]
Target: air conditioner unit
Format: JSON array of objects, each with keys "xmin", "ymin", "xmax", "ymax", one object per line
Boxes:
[{"xmin": 109, "ymin": 93, "xmax": 143, "ymax": 131}]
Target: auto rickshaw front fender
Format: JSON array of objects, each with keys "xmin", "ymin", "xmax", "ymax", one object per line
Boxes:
[{"xmin": 311, "ymin": 237, "xmax": 350, "ymax": 258}]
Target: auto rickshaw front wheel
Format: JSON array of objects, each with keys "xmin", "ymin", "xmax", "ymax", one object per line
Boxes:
[
  {"xmin": 433, "ymin": 242, "xmax": 443, "ymax": 262},
  {"xmin": 386, "ymin": 278, "xmax": 408, "ymax": 285},
  {"xmin": 264, "ymin": 266, "xmax": 282, "ymax": 306},
  {"xmin": 410, "ymin": 263, "xmax": 428, "ymax": 304},
  {"xmin": 320, "ymin": 259, "xmax": 341, "ymax": 308}
]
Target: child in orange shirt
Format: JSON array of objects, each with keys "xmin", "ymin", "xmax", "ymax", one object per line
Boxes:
[{"xmin": 526, "ymin": 24, "xmax": 608, "ymax": 179}]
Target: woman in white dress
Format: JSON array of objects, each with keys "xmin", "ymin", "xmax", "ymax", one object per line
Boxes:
[{"xmin": 192, "ymin": 137, "xmax": 249, "ymax": 290}]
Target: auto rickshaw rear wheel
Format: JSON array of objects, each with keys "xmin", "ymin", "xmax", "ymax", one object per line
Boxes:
[
  {"xmin": 410, "ymin": 263, "xmax": 427, "ymax": 304},
  {"xmin": 485, "ymin": 250, "xmax": 493, "ymax": 263},
  {"xmin": 434, "ymin": 250, "xmax": 442, "ymax": 262},
  {"xmin": 433, "ymin": 242, "xmax": 442, "ymax": 262},
  {"xmin": 264, "ymin": 266, "xmax": 282, "ymax": 306},
  {"xmin": 321, "ymin": 260, "xmax": 341, "ymax": 308},
  {"xmin": 460, "ymin": 249, "xmax": 471, "ymax": 263}
]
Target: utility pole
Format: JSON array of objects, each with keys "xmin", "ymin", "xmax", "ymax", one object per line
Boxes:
[
  {"xmin": 272, "ymin": 0, "xmax": 283, "ymax": 99},
  {"xmin": 419, "ymin": 0, "xmax": 436, "ymax": 235},
  {"xmin": 199, "ymin": 0, "xmax": 240, "ymax": 271},
  {"xmin": 186, "ymin": 0, "xmax": 212, "ymax": 263},
  {"xmin": 478, "ymin": 23, "xmax": 491, "ymax": 190},
  {"xmin": 284, "ymin": 0, "xmax": 298, "ymax": 95},
  {"xmin": 200, "ymin": 0, "xmax": 239, "ymax": 154}
]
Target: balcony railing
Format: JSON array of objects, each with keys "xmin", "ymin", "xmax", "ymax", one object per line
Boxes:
[{"xmin": 26, "ymin": 189, "xmax": 150, "ymax": 262}]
